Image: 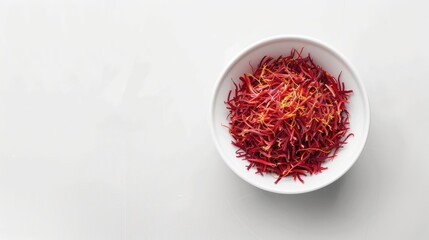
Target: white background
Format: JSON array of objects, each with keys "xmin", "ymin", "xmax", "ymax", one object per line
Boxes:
[{"xmin": 0, "ymin": 0, "xmax": 428, "ymax": 239}]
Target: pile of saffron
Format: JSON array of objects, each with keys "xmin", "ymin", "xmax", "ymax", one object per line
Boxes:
[{"xmin": 225, "ymin": 49, "xmax": 353, "ymax": 184}]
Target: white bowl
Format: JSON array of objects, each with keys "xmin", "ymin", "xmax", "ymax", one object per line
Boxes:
[{"xmin": 210, "ymin": 36, "xmax": 370, "ymax": 194}]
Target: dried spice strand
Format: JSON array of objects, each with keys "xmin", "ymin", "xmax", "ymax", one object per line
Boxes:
[{"xmin": 225, "ymin": 49, "xmax": 352, "ymax": 184}]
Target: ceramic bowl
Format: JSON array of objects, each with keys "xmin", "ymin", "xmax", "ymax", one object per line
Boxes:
[{"xmin": 210, "ymin": 35, "xmax": 370, "ymax": 194}]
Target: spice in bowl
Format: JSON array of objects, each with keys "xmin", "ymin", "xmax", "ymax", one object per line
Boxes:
[{"xmin": 225, "ymin": 49, "xmax": 353, "ymax": 184}]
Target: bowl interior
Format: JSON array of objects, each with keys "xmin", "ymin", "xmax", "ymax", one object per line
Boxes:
[{"xmin": 211, "ymin": 37, "xmax": 370, "ymax": 194}]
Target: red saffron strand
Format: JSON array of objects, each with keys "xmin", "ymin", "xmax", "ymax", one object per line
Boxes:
[{"xmin": 225, "ymin": 49, "xmax": 353, "ymax": 184}]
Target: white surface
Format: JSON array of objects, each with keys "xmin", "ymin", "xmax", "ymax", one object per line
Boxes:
[
  {"xmin": 0, "ymin": 0, "xmax": 427, "ymax": 239},
  {"xmin": 212, "ymin": 36, "xmax": 370, "ymax": 194}
]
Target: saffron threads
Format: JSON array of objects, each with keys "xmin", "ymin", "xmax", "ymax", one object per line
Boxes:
[{"xmin": 225, "ymin": 49, "xmax": 353, "ymax": 184}]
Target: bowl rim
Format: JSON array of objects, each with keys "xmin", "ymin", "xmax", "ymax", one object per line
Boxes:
[{"xmin": 210, "ymin": 35, "xmax": 370, "ymax": 194}]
